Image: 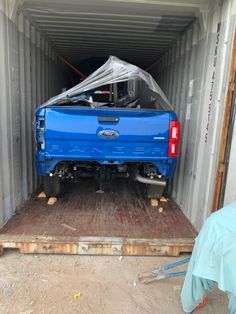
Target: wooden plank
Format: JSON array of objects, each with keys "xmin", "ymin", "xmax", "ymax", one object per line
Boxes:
[
  {"xmin": 0, "ymin": 235, "xmax": 194, "ymax": 257},
  {"xmin": 0, "ymin": 178, "xmax": 197, "ymax": 256},
  {"xmin": 212, "ymin": 31, "xmax": 236, "ymax": 211},
  {"xmin": 0, "ymin": 179, "xmax": 197, "ymax": 239}
]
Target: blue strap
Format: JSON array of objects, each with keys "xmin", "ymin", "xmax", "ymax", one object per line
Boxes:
[{"xmin": 153, "ymin": 257, "xmax": 191, "ymax": 275}]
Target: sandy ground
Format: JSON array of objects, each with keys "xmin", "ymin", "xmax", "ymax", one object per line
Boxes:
[{"xmin": 0, "ymin": 251, "xmax": 228, "ymax": 314}]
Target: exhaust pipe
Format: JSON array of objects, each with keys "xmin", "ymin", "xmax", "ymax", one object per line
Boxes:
[{"xmin": 134, "ymin": 171, "xmax": 166, "ymax": 187}]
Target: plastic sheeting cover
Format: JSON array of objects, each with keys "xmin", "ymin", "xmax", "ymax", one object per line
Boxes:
[{"xmin": 42, "ymin": 56, "xmax": 173, "ymax": 111}]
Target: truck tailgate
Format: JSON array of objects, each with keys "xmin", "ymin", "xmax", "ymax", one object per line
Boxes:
[{"xmin": 45, "ymin": 107, "xmax": 171, "ymax": 161}]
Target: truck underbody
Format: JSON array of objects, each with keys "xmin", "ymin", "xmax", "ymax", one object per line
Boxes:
[{"xmin": 43, "ymin": 161, "xmax": 167, "ymax": 199}]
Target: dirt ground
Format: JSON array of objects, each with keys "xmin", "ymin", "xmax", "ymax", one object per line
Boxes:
[{"xmin": 0, "ymin": 251, "xmax": 228, "ymax": 314}]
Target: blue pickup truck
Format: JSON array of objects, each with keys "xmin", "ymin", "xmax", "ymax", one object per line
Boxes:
[{"xmin": 35, "ymin": 57, "xmax": 180, "ymax": 199}]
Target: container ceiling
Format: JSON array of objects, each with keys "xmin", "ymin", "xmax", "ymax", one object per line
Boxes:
[{"xmin": 20, "ymin": 0, "xmax": 211, "ymax": 70}]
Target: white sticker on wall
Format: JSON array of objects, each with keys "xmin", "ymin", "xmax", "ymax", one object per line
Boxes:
[
  {"xmin": 186, "ymin": 103, "xmax": 192, "ymax": 120},
  {"xmin": 188, "ymin": 80, "xmax": 194, "ymax": 98}
]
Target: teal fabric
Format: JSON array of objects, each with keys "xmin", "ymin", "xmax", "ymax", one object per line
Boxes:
[
  {"xmin": 181, "ymin": 201, "xmax": 236, "ymax": 313},
  {"xmin": 229, "ymin": 294, "xmax": 236, "ymax": 314}
]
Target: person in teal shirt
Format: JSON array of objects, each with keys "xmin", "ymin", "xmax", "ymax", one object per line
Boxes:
[{"xmin": 181, "ymin": 201, "xmax": 236, "ymax": 313}]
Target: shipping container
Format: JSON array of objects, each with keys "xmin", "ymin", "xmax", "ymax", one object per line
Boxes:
[{"xmin": 0, "ymin": 0, "xmax": 235, "ymax": 256}]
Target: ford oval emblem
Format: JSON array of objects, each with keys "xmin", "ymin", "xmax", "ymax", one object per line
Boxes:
[{"xmin": 98, "ymin": 129, "xmax": 119, "ymax": 139}]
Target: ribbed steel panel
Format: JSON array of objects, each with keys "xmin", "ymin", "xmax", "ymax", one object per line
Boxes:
[
  {"xmin": 0, "ymin": 0, "xmax": 235, "ymax": 231},
  {"xmin": 0, "ymin": 0, "xmax": 68, "ymax": 228},
  {"xmin": 20, "ymin": 0, "xmax": 196, "ymax": 68},
  {"xmin": 150, "ymin": 0, "xmax": 236, "ymax": 229}
]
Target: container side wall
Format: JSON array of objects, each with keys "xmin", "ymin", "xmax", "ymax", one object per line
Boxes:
[
  {"xmin": 151, "ymin": 0, "xmax": 236, "ymax": 230},
  {"xmin": 0, "ymin": 5, "xmax": 14, "ymax": 227},
  {"xmin": 0, "ymin": 0, "xmax": 68, "ymax": 228}
]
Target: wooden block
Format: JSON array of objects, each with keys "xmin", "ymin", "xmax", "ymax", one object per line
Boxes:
[
  {"xmin": 151, "ymin": 199, "xmax": 158, "ymax": 207},
  {"xmin": 160, "ymin": 196, "xmax": 168, "ymax": 202},
  {"xmin": 47, "ymin": 197, "xmax": 57, "ymax": 205},
  {"xmin": 37, "ymin": 192, "xmax": 46, "ymax": 198}
]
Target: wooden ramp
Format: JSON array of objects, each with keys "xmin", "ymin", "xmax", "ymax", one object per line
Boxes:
[{"xmin": 0, "ymin": 179, "xmax": 197, "ymax": 256}]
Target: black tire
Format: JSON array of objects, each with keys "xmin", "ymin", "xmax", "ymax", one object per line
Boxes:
[
  {"xmin": 43, "ymin": 176, "xmax": 62, "ymax": 197},
  {"xmin": 144, "ymin": 184, "xmax": 165, "ymax": 199}
]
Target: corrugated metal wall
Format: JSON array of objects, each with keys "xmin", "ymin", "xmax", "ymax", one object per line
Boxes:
[
  {"xmin": 0, "ymin": 0, "xmax": 235, "ymax": 231},
  {"xmin": 0, "ymin": 0, "xmax": 67, "ymax": 228},
  {"xmin": 151, "ymin": 0, "xmax": 236, "ymax": 229}
]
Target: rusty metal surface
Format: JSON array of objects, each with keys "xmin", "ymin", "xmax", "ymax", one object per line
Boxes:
[{"xmin": 0, "ymin": 179, "xmax": 197, "ymax": 256}]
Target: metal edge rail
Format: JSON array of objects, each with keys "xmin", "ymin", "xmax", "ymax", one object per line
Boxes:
[{"xmin": 0, "ymin": 235, "xmax": 194, "ymax": 256}]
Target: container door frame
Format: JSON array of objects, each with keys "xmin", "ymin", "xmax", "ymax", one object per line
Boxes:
[{"xmin": 212, "ymin": 30, "xmax": 236, "ymax": 211}]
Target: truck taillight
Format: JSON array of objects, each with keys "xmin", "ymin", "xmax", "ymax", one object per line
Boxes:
[
  {"xmin": 36, "ymin": 117, "xmax": 45, "ymax": 150},
  {"xmin": 168, "ymin": 120, "xmax": 180, "ymax": 157}
]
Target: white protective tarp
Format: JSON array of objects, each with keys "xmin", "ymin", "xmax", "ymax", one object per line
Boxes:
[{"xmin": 43, "ymin": 56, "xmax": 173, "ymax": 111}]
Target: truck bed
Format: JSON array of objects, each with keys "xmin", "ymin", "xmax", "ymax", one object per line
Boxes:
[{"xmin": 0, "ymin": 179, "xmax": 197, "ymax": 256}]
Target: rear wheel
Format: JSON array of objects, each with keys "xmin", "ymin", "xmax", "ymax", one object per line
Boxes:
[
  {"xmin": 43, "ymin": 176, "xmax": 62, "ymax": 197},
  {"xmin": 144, "ymin": 184, "xmax": 165, "ymax": 199}
]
